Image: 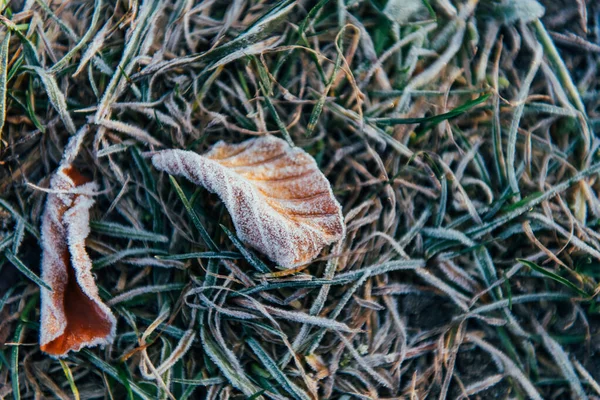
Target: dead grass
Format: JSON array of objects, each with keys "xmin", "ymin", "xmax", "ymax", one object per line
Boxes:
[{"xmin": 1, "ymin": 0, "xmax": 600, "ymax": 398}]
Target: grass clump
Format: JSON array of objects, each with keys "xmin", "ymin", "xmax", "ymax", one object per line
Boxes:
[{"xmin": 1, "ymin": 0, "xmax": 600, "ymax": 398}]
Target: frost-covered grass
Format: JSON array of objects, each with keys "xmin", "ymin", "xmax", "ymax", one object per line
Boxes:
[{"xmin": 1, "ymin": 0, "xmax": 600, "ymax": 398}]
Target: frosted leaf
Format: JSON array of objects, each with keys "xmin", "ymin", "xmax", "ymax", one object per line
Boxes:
[
  {"xmin": 151, "ymin": 136, "xmax": 345, "ymax": 268},
  {"xmin": 40, "ymin": 165, "xmax": 116, "ymax": 357}
]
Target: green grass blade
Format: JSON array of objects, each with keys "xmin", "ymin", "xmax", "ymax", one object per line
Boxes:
[
  {"xmin": 0, "ymin": 199, "xmax": 40, "ymax": 240},
  {"xmin": 131, "ymin": 147, "xmax": 161, "ymax": 233},
  {"xmin": 156, "ymin": 251, "xmax": 241, "ymax": 261},
  {"xmin": 253, "ymin": 58, "xmax": 294, "ymax": 146},
  {"xmin": 305, "ymin": 34, "xmax": 343, "ymax": 137},
  {"xmin": 82, "ymin": 350, "xmax": 153, "ymax": 400},
  {"xmin": 4, "ymin": 250, "xmax": 51, "ymax": 291},
  {"xmin": 247, "ymin": 337, "xmax": 311, "ymax": 400},
  {"xmin": 468, "ymin": 161, "xmax": 600, "ymax": 239},
  {"xmin": 23, "ymin": 66, "xmax": 76, "ymax": 134},
  {"xmin": 506, "ymin": 45, "xmax": 542, "ymax": 199},
  {"xmin": 132, "ymin": 0, "xmax": 294, "ymax": 78},
  {"xmin": 11, "ymin": 218, "xmax": 25, "ymax": 255},
  {"xmin": 11, "ymin": 324, "xmax": 23, "ymax": 400},
  {"xmin": 519, "ymin": 259, "xmax": 589, "ymax": 298},
  {"xmin": 169, "ymin": 175, "xmax": 218, "ymax": 251},
  {"xmin": 0, "ymin": 286, "xmax": 15, "ymax": 314},
  {"xmin": 368, "ymin": 93, "xmax": 491, "ymax": 127},
  {"xmin": 200, "ymin": 327, "xmax": 260, "ymax": 398},
  {"xmin": 172, "ymin": 377, "xmax": 225, "ymax": 386},
  {"xmin": 90, "ymin": 221, "xmax": 169, "ymax": 242},
  {"xmin": 0, "ymin": 30, "xmax": 10, "ymax": 144},
  {"xmin": 93, "ymin": 248, "xmax": 168, "ymax": 270},
  {"xmin": 0, "ymin": 16, "xmax": 40, "ymax": 67},
  {"xmin": 59, "ymin": 360, "xmax": 81, "ymax": 400},
  {"xmin": 94, "ymin": 0, "xmax": 162, "ymax": 121},
  {"xmin": 50, "ymin": 0, "xmax": 104, "ymax": 73},
  {"xmin": 220, "ymin": 225, "xmax": 270, "ymax": 273},
  {"xmin": 0, "ymin": 234, "xmax": 13, "ymax": 253}
]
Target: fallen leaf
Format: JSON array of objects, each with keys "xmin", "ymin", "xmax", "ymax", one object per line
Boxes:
[
  {"xmin": 40, "ymin": 165, "xmax": 116, "ymax": 357},
  {"xmin": 151, "ymin": 136, "xmax": 345, "ymax": 268}
]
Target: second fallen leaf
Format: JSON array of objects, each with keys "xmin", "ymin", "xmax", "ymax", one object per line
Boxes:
[
  {"xmin": 40, "ymin": 166, "xmax": 117, "ymax": 357},
  {"xmin": 151, "ymin": 135, "xmax": 345, "ymax": 268}
]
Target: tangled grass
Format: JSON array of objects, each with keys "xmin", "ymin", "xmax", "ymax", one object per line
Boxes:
[{"xmin": 1, "ymin": 0, "xmax": 600, "ymax": 398}]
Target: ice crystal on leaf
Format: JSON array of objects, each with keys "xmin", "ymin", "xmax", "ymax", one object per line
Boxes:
[
  {"xmin": 151, "ymin": 136, "xmax": 345, "ymax": 268},
  {"xmin": 39, "ymin": 165, "xmax": 116, "ymax": 357}
]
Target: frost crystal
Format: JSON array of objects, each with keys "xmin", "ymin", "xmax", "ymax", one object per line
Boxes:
[
  {"xmin": 40, "ymin": 165, "xmax": 116, "ymax": 357},
  {"xmin": 152, "ymin": 135, "xmax": 345, "ymax": 268}
]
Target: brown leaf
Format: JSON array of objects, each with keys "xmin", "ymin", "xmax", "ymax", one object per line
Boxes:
[
  {"xmin": 151, "ymin": 136, "xmax": 345, "ymax": 268},
  {"xmin": 39, "ymin": 166, "xmax": 116, "ymax": 357}
]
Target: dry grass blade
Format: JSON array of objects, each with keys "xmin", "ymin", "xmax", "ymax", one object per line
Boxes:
[
  {"xmin": 468, "ymin": 334, "xmax": 543, "ymax": 400},
  {"xmin": 533, "ymin": 321, "xmax": 588, "ymax": 399},
  {"xmin": 94, "ymin": 0, "xmax": 162, "ymax": 121},
  {"xmin": 237, "ymin": 299, "xmax": 359, "ymax": 333},
  {"xmin": 50, "ymin": 0, "xmax": 105, "ymax": 73},
  {"xmin": 200, "ymin": 326, "xmax": 262, "ymax": 398}
]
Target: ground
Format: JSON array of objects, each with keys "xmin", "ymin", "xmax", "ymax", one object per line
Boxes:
[{"xmin": 1, "ymin": 0, "xmax": 600, "ymax": 399}]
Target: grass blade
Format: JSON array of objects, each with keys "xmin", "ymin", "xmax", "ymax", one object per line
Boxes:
[
  {"xmin": 93, "ymin": 248, "xmax": 168, "ymax": 269},
  {"xmin": 11, "ymin": 324, "xmax": 24, "ymax": 400},
  {"xmin": 534, "ymin": 321, "xmax": 588, "ymax": 400},
  {"xmin": 519, "ymin": 259, "xmax": 590, "ymax": 298},
  {"xmin": 82, "ymin": 350, "xmax": 153, "ymax": 400},
  {"xmin": 50, "ymin": 0, "xmax": 104, "ymax": 73},
  {"xmin": 169, "ymin": 176, "xmax": 218, "ymax": 251},
  {"xmin": 157, "ymin": 251, "xmax": 241, "ymax": 260},
  {"xmin": 200, "ymin": 327, "xmax": 260, "ymax": 398},
  {"xmin": 0, "ymin": 30, "xmax": 10, "ymax": 143},
  {"xmin": 221, "ymin": 225, "xmax": 270, "ymax": 273},
  {"xmin": 468, "ymin": 334, "xmax": 543, "ymax": 400},
  {"xmin": 11, "ymin": 218, "xmax": 25, "ymax": 255},
  {"xmin": 59, "ymin": 360, "xmax": 81, "ymax": 400},
  {"xmin": 0, "ymin": 198, "xmax": 40, "ymax": 240},
  {"xmin": 4, "ymin": 250, "xmax": 51, "ymax": 291},
  {"xmin": 247, "ymin": 337, "xmax": 311, "ymax": 400},
  {"xmin": 368, "ymin": 93, "xmax": 491, "ymax": 127},
  {"xmin": 24, "ymin": 67, "xmax": 76, "ymax": 134},
  {"xmin": 90, "ymin": 221, "xmax": 169, "ymax": 242}
]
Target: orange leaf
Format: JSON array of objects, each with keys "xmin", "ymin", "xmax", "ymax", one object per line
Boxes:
[
  {"xmin": 39, "ymin": 165, "xmax": 116, "ymax": 357},
  {"xmin": 151, "ymin": 136, "xmax": 345, "ymax": 268}
]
